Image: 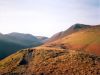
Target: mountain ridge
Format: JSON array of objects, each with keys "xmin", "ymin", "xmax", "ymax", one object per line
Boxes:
[
  {"xmin": 45, "ymin": 25, "xmax": 100, "ymax": 55},
  {"xmin": 46, "ymin": 23, "xmax": 91, "ymax": 43}
]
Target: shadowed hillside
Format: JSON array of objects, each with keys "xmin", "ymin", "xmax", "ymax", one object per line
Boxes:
[{"xmin": 0, "ymin": 32, "xmax": 43, "ymax": 59}]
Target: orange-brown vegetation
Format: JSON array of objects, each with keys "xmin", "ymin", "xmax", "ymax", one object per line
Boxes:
[
  {"xmin": 0, "ymin": 47, "xmax": 100, "ymax": 75},
  {"xmin": 46, "ymin": 24, "xmax": 91, "ymax": 43},
  {"xmin": 45, "ymin": 25, "xmax": 100, "ymax": 55},
  {"xmin": 0, "ymin": 24, "xmax": 100, "ymax": 75}
]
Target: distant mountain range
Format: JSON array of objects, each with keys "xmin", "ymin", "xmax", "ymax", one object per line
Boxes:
[
  {"xmin": 36, "ymin": 36, "xmax": 48, "ymax": 43},
  {"xmin": 0, "ymin": 24, "xmax": 100, "ymax": 75},
  {"xmin": 0, "ymin": 32, "xmax": 48, "ymax": 59}
]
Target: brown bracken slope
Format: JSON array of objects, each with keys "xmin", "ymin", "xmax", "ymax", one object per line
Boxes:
[
  {"xmin": 46, "ymin": 23, "xmax": 91, "ymax": 43},
  {"xmin": 0, "ymin": 24, "xmax": 100, "ymax": 75},
  {"xmin": 0, "ymin": 47, "xmax": 100, "ymax": 75},
  {"xmin": 45, "ymin": 25, "xmax": 100, "ymax": 56}
]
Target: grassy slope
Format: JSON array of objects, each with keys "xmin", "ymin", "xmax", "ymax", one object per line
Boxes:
[
  {"xmin": 45, "ymin": 26, "xmax": 100, "ymax": 55},
  {"xmin": 0, "ymin": 47, "xmax": 100, "ymax": 75},
  {"xmin": 0, "ymin": 49, "xmax": 28, "ymax": 74},
  {"xmin": 46, "ymin": 24, "xmax": 90, "ymax": 43}
]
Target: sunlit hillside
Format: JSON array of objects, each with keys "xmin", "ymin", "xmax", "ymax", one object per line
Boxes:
[
  {"xmin": 45, "ymin": 25, "xmax": 100, "ymax": 56},
  {"xmin": 0, "ymin": 25, "xmax": 100, "ymax": 75},
  {"xmin": 0, "ymin": 47, "xmax": 99, "ymax": 75}
]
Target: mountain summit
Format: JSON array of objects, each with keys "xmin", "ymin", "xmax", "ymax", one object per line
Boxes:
[
  {"xmin": 46, "ymin": 25, "xmax": 100, "ymax": 56},
  {"xmin": 46, "ymin": 23, "xmax": 91, "ymax": 43}
]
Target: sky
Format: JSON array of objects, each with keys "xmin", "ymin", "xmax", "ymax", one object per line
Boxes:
[{"xmin": 0, "ymin": 0, "xmax": 100, "ymax": 37}]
